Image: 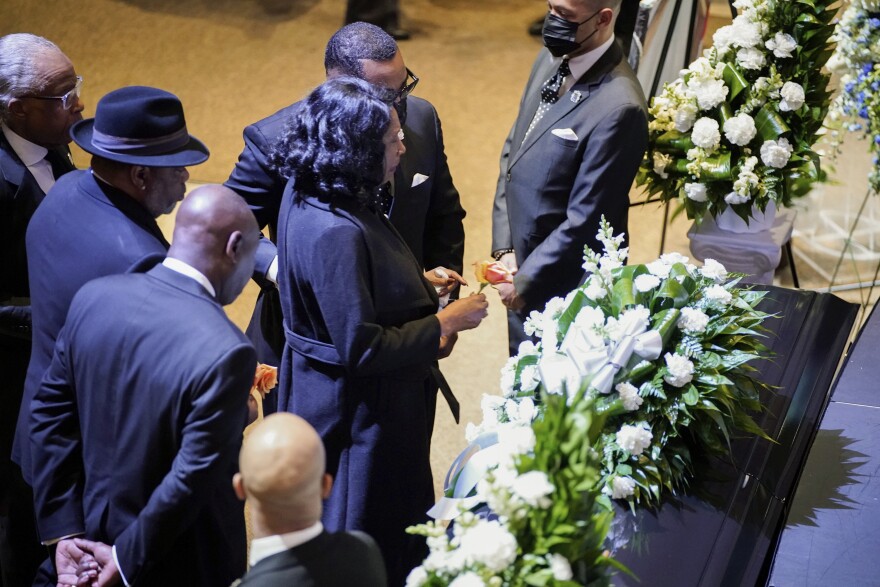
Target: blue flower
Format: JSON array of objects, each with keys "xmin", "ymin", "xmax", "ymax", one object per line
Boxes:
[
  {"xmin": 869, "ymin": 18, "xmax": 880, "ymax": 28},
  {"xmin": 846, "ymin": 81, "xmax": 857, "ymax": 93},
  {"xmin": 859, "ymin": 107, "xmax": 869, "ymax": 119},
  {"xmin": 863, "ymin": 63, "xmax": 874, "ymax": 75},
  {"xmin": 875, "ymin": 135, "xmax": 880, "ymax": 145}
]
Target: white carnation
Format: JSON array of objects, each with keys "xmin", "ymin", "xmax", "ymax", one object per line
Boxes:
[
  {"xmin": 518, "ymin": 340, "xmax": 539, "ymax": 356},
  {"xmin": 449, "ymin": 572, "xmax": 486, "ymax": 587},
  {"xmin": 511, "ymin": 471, "xmax": 555, "ymax": 508},
  {"xmin": 677, "ymin": 307, "xmax": 710, "ymax": 333},
  {"xmin": 736, "ymin": 46, "xmax": 766, "ymax": 70},
  {"xmin": 497, "ymin": 424, "xmax": 536, "ymax": 457},
  {"xmin": 712, "ymin": 25, "xmax": 737, "ymax": 53},
  {"xmin": 760, "ymin": 137, "xmax": 793, "ymax": 168},
  {"xmin": 458, "ymin": 519, "xmax": 518, "ymax": 573},
  {"xmin": 684, "ymin": 182, "xmax": 708, "ymax": 202},
  {"xmin": 691, "ymin": 118, "xmax": 721, "ymax": 151},
  {"xmin": 615, "ymin": 381, "xmax": 644, "ymax": 411},
  {"xmin": 616, "ymin": 424, "xmax": 653, "ymax": 455},
  {"xmin": 700, "ymin": 258, "xmax": 728, "ymax": 281},
  {"xmin": 481, "ymin": 394, "xmax": 505, "ymax": 425},
  {"xmin": 611, "ymin": 475, "xmax": 637, "ymax": 499},
  {"xmin": 704, "ymin": 284, "xmax": 733, "ymax": 305},
  {"xmin": 500, "ymin": 357, "xmax": 517, "ymax": 397},
  {"xmin": 674, "ymin": 101, "xmax": 699, "ymax": 132},
  {"xmin": 646, "ymin": 259, "xmax": 672, "ymax": 278},
  {"xmin": 765, "ymin": 32, "xmax": 797, "ymax": 58},
  {"xmin": 405, "ymin": 566, "xmax": 429, "ymax": 587},
  {"xmin": 520, "ymin": 364, "xmax": 540, "ymax": 393},
  {"xmin": 779, "ymin": 81, "xmax": 805, "ymax": 111},
  {"xmin": 583, "ymin": 279, "xmax": 607, "ymax": 301},
  {"xmin": 663, "ymin": 352, "xmax": 695, "ymax": 387},
  {"xmin": 731, "ymin": 15, "xmax": 762, "ymax": 48},
  {"xmin": 608, "ymin": 306, "xmax": 650, "ymax": 341},
  {"xmin": 634, "ymin": 273, "xmax": 661, "ymax": 292},
  {"xmin": 548, "ymin": 553, "xmax": 574, "ymax": 581},
  {"xmin": 725, "ymin": 191, "xmax": 751, "ymax": 205},
  {"xmin": 523, "ymin": 311, "xmax": 542, "ymax": 337},
  {"xmin": 690, "ymin": 78, "xmax": 729, "ymax": 110},
  {"xmin": 723, "ymin": 113, "xmax": 757, "ymax": 146},
  {"xmin": 660, "ymin": 252, "xmax": 690, "ymax": 265}
]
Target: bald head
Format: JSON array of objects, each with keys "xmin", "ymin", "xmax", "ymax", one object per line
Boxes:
[
  {"xmin": 236, "ymin": 414, "xmax": 328, "ymax": 532},
  {"xmin": 168, "ymin": 184, "xmax": 259, "ymax": 305}
]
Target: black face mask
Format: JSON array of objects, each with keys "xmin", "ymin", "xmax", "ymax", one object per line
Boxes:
[
  {"xmin": 393, "ymin": 98, "xmax": 408, "ymax": 126},
  {"xmin": 542, "ymin": 10, "xmax": 601, "ymax": 58}
]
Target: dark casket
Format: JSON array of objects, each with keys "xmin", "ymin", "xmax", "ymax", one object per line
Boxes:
[{"xmin": 609, "ymin": 286, "xmax": 858, "ymax": 587}]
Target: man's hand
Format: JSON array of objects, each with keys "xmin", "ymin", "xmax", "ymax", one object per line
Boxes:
[
  {"xmin": 424, "ymin": 267, "xmax": 467, "ymax": 297},
  {"xmin": 498, "ymin": 252, "xmax": 518, "ymax": 273},
  {"xmin": 436, "ymin": 293, "xmax": 489, "ymax": 336},
  {"xmin": 438, "ymin": 332, "xmax": 459, "ymax": 359},
  {"xmin": 72, "ymin": 539, "xmax": 120, "ymax": 587},
  {"xmin": 496, "ymin": 282, "xmax": 525, "ymax": 311},
  {"xmin": 56, "ymin": 538, "xmax": 97, "ymax": 587}
]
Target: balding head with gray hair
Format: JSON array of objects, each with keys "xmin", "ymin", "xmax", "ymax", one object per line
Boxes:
[{"xmin": 0, "ymin": 33, "xmax": 62, "ymax": 123}]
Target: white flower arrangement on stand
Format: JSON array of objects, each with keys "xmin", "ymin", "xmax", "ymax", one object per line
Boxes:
[{"xmin": 637, "ymin": 0, "xmax": 836, "ymax": 223}]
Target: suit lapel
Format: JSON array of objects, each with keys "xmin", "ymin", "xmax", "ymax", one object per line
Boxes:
[
  {"xmin": 510, "ymin": 42, "xmax": 624, "ymax": 169},
  {"xmin": 0, "ymin": 133, "xmax": 46, "ymax": 204},
  {"xmin": 510, "ymin": 53, "xmax": 557, "ymax": 159}
]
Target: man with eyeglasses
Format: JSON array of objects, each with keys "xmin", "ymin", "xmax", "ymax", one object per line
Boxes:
[
  {"xmin": 227, "ymin": 21, "xmax": 465, "ymax": 411},
  {"xmin": 0, "ymin": 32, "xmax": 83, "ymax": 587}
]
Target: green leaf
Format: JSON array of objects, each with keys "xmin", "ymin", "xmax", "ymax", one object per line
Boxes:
[{"xmin": 755, "ymin": 105, "xmax": 791, "ymax": 141}]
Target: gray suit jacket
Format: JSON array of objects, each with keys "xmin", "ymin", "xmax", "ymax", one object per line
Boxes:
[{"xmin": 492, "ymin": 41, "xmax": 648, "ymax": 313}]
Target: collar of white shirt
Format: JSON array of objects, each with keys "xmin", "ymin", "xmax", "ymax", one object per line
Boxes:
[
  {"xmin": 161, "ymin": 257, "xmax": 216, "ymax": 298},
  {"xmin": 249, "ymin": 522, "xmax": 324, "ymax": 567},
  {"xmin": 561, "ymin": 35, "xmax": 616, "ymax": 95}
]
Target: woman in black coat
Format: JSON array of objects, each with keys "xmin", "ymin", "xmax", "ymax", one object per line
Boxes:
[{"xmin": 272, "ymin": 77, "xmax": 488, "ymax": 586}]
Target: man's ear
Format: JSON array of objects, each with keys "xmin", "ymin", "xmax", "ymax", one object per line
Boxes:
[
  {"xmin": 226, "ymin": 230, "xmax": 244, "ymax": 262},
  {"xmin": 321, "ymin": 473, "xmax": 333, "ymax": 499},
  {"xmin": 130, "ymin": 165, "xmax": 149, "ymax": 191},
  {"xmin": 232, "ymin": 473, "xmax": 246, "ymax": 501},
  {"xmin": 6, "ymin": 98, "xmax": 28, "ymax": 120}
]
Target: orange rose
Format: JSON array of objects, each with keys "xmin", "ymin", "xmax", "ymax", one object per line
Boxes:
[
  {"xmin": 252, "ymin": 363, "xmax": 278, "ymax": 398},
  {"xmin": 473, "ymin": 260, "xmax": 514, "ymax": 292}
]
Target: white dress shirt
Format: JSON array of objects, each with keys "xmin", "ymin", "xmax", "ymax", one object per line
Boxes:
[
  {"xmin": 561, "ymin": 34, "xmax": 617, "ymax": 95},
  {"xmin": 161, "ymin": 257, "xmax": 216, "ymax": 298},
  {"xmin": 1, "ymin": 123, "xmax": 57, "ymax": 194},
  {"xmin": 249, "ymin": 522, "xmax": 324, "ymax": 567}
]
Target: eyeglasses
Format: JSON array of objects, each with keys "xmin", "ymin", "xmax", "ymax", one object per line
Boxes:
[
  {"xmin": 27, "ymin": 75, "xmax": 83, "ymax": 110},
  {"xmin": 392, "ymin": 68, "xmax": 419, "ymax": 103}
]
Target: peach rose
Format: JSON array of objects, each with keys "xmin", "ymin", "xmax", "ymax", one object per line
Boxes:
[
  {"xmin": 252, "ymin": 363, "xmax": 278, "ymax": 398},
  {"xmin": 474, "ymin": 260, "xmax": 514, "ymax": 292}
]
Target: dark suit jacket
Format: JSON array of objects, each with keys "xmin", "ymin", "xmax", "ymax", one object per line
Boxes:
[
  {"xmin": 226, "ymin": 95, "xmax": 465, "ymax": 277},
  {"xmin": 30, "ymin": 264, "xmax": 255, "ymax": 586},
  {"xmin": 236, "ymin": 530, "xmax": 387, "ymax": 587},
  {"xmin": 0, "ymin": 132, "xmax": 73, "ymax": 494},
  {"xmin": 492, "ymin": 41, "xmax": 648, "ymax": 313},
  {"xmin": 277, "ymin": 191, "xmax": 437, "ymax": 586},
  {"xmin": 12, "ymin": 170, "xmax": 169, "ymax": 485}
]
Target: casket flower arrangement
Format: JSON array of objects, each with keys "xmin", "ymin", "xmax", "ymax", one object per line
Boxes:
[
  {"xmin": 466, "ymin": 219, "xmax": 773, "ymax": 509},
  {"xmin": 636, "ymin": 0, "xmax": 836, "ymax": 222},
  {"xmin": 406, "ymin": 388, "xmax": 622, "ymax": 587},
  {"xmin": 827, "ymin": 0, "xmax": 880, "ymax": 192}
]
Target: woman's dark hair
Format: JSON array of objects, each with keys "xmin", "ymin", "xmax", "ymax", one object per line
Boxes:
[{"xmin": 271, "ymin": 76, "xmax": 393, "ymax": 206}]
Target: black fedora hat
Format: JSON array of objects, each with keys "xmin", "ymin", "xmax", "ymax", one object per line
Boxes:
[{"xmin": 70, "ymin": 86, "xmax": 209, "ymax": 167}]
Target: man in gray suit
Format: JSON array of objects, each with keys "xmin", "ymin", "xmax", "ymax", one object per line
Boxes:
[{"xmin": 492, "ymin": 0, "xmax": 648, "ymax": 355}]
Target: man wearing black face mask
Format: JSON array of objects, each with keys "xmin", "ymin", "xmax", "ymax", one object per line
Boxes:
[
  {"xmin": 492, "ymin": 0, "xmax": 648, "ymax": 355},
  {"xmin": 226, "ymin": 22, "xmax": 466, "ymax": 410}
]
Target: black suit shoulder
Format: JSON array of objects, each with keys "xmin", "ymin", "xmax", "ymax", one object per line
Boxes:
[{"xmin": 237, "ymin": 531, "xmax": 387, "ymax": 587}]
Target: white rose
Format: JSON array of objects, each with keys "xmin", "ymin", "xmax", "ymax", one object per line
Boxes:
[
  {"xmin": 615, "ymin": 381, "xmax": 644, "ymax": 411},
  {"xmin": 765, "ymin": 32, "xmax": 797, "ymax": 58},
  {"xmin": 634, "ymin": 273, "xmax": 661, "ymax": 292},
  {"xmin": 405, "ymin": 566, "xmax": 429, "ymax": 587},
  {"xmin": 611, "ymin": 475, "xmax": 637, "ymax": 499},
  {"xmin": 459, "ymin": 519, "xmax": 518, "ymax": 573},
  {"xmin": 673, "ymin": 101, "xmax": 699, "ymax": 132},
  {"xmin": 616, "ymin": 424, "xmax": 653, "ymax": 455},
  {"xmin": 725, "ymin": 191, "xmax": 751, "ymax": 205},
  {"xmin": 511, "ymin": 471, "xmax": 555, "ymax": 508},
  {"xmin": 653, "ymin": 151, "xmax": 672, "ymax": 179},
  {"xmin": 760, "ymin": 137, "xmax": 794, "ymax": 168},
  {"xmin": 723, "ymin": 113, "xmax": 757, "ymax": 146},
  {"xmin": 449, "ymin": 572, "xmax": 486, "ymax": 587},
  {"xmin": 700, "ymin": 258, "xmax": 728, "ymax": 281},
  {"xmin": 646, "ymin": 259, "xmax": 672, "ymax": 278},
  {"xmin": 663, "ymin": 352, "xmax": 695, "ymax": 387},
  {"xmin": 684, "ymin": 182, "xmax": 708, "ymax": 202},
  {"xmin": 548, "ymin": 553, "xmax": 574, "ymax": 581},
  {"xmin": 677, "ymin": 307, "xmax": 710, "ymax": 333},
  {"xmin": 704, "ymin": 284, "xmax": 733, "ymax": 305},
  {"xmin": 691, "ymin": 117, "xmax": 721, "ymax": 151},
  {"xmin": 779, "ymin": 81, "xmax": 805, "ymax": 111},
  {"xmin": 736, "ymin": 46, "xmax": 766, "ymax": 70}
]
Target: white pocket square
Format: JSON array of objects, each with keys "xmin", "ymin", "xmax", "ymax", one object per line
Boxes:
[
  {"xmin": 551, "ymin": 128, "xmax": 579, "ymax": 141},
  {"xmin": 411, "ymin": 173, "xmax": 429, "ymax": 187}
]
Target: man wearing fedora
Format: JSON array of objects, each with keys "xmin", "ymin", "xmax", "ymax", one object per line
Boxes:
[
  {"xmin": 11, "ymin": 86, "xmax": 210, "ymax": 558},
  {"xmin": 0, "ymin": 32, "xmax": 83, "ymax": 587}
]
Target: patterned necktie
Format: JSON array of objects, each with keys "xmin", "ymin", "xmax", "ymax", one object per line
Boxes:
[
  {"xmin": 524, "ymin": 58, "xmax": 571, "ymax": 141},
  {"xmin": 373, "ymin": 182, "xmax": 394, "ymax": 216},
  {"xmin": 44, "ymin": 148, "xmax": 75, "ymax": 179}
]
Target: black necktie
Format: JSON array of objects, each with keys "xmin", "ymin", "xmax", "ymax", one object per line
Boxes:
[
  {"xmin": 44, "ymin": 149, "xmax": 74, "ymax": 180},
  {"xmin": 525, "ymin": 58, "xmax": 572, "ymax": 140}
]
